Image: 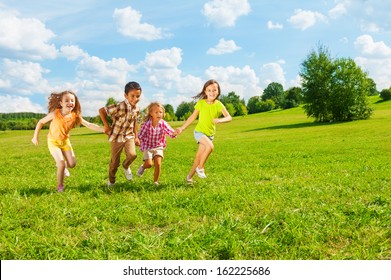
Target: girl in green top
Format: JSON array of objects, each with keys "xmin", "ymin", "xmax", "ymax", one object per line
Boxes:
[{"xmin": 176, "ymin": 79, "xmax": 232, "ymax": 183}]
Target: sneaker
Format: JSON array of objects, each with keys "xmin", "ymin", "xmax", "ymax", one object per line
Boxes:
[
  {"xmin": 124, "ymin": 167, "xmax": 133, "ymax": 180},
  {"xmin": 195, "ymin": 167, "xmax": 207, "ymax": 178},
  {"xmin": 64, "ymin": 168, "xmax": 70, "ymax": 177},
  {"xmin": 57, "ymin": 185, "xmax": 64, "ymax": 192},
  {"xmin": 107, "ymin": 180, "xmax": 115, "ymax": 190},
  {"xmin": 186, "ymin": 175, "xmax": 193, "ymax": 184},
  {"xmin": 154, "ymin": 181, "xmax": 159, "ymax": 186},
  {"xmin": 137, "ymin": 165, "xmax": 145, "ymax": 177}
]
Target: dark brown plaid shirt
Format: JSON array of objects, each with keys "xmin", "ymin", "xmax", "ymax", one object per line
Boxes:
[{"xmin": 105, "ymin": 99, "xmax": 140, "ymax": 142}]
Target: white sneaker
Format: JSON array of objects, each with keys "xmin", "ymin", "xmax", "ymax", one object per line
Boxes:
[
  {"xmin": 124, "ymin": 167, "xmax": 133, "ymax": 180},
  {"xmin": 154, "ymin": 181, "xmax": 159, "ymax": 187},
  {"xmin": 64, "ymin": 168, "xmax": 70, "ymax": 177},
  {"xmin": 196, "ymin": 167, "xmax": 207, "ymax": 178},
  {"xmin": 107, "ymin": 180, "xmax": 115, "ymax": 190},
  {"xmin": 186, "ymin": 175, "xmax": 193, "ymax": 184}
]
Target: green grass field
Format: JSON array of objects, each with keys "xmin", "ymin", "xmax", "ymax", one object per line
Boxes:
[{"xmin": 0, "ymin": 97, "xmax": 390, "ymax": 260}]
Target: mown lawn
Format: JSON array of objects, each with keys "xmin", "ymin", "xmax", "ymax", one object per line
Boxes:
[{"xmin": 0, "ymin": 97, "xmax": 390, "ymax": 259}]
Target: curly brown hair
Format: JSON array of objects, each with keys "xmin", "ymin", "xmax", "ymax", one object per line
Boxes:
[{"xmin": 48, "ymin": 90, "xmax": 82, "ymax": 126}]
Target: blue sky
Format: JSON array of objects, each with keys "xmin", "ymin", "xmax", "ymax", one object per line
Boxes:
[{"xmin": 0, "ymin": 0, "xmax": 390, "ymax": 116}]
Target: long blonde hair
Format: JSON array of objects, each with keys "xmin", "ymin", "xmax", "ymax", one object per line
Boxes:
[
  {"xmin": 48, "ymin": 90, "xmax": 82, "ymax": 126},
  {"xmin": 143, "ymin": 102, "xmax": 165, "ymax": 123}
]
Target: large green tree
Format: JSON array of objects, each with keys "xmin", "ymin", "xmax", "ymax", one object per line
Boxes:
[
  {"xmin": 300, "ymin": 46, "xmax": 373, "ymax": 122},
  {"xmin": 175, "ymin": 101, "xmax": 195, "ymax": 120},
  {"xmin": 262, "ymin": 82, "xmax": 285, "ymax": 108},
  {"xmin": 220, "ymin": 91, "xmax": 247, "ymax": 116}
]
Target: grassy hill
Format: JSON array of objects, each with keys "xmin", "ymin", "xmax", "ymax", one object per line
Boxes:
[{"xmin": 0, "ymin": 97, "xmax": 390, "ymax": 259}]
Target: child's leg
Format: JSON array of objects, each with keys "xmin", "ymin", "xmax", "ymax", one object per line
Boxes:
[
  {"xmin": 123, "ymin": 139, "xmax": 137, "ymax": 169},
  {"xmin": 188, "ymin": 136, "xmax": 214, "ymax": 178},
  {"xmin": 143, "ymin": 159, "xmax": 153, "ymax": 169},
  {"xmin": 109, "ymin": 142, "xmax": 124, "ymax": 183},
  {"xmin": 49, "ymin": 148, "xmax": 67, "ymax": 188},
  {"xmin": 153, "ymin": 156, "xmax": 162, "ymax": 183},
  {"xmin": 187, "ymin": 144, "xmax": 205, "ymax": 179},
  {"xmin": 63, "ymin": 149, "xmax": 76, "ymax": 169},
  {"xmin": 197, "ymin": 136, "xmax": 214, "ymax": 169}
]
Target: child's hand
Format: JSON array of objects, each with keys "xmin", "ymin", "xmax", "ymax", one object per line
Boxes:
[
  {"xmin": 31, "ymin": 137, "xmax": 39, "ymax": 145},
  {"xmin": 213, "ymin": 118, "xmax": 220, "ymax": 124},
  {"xmin": 104, "ymin": 126, "xmax": 111, "ymax": 135},
  {"xmin": 175, "ymin": 128, "xmax": 182, "ymax": 135},
  {"xmin": 134, "ymin": 137, "xmax": 140, "ymax": 146}
]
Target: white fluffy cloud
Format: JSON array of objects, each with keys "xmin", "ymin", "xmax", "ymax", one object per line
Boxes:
[
  {"xmin": 288, "ymin": 9, "xmax": 327, "ymax": 30},
  {"xmin": 205, "ymin": 65, "xmax": 261, "ymax": 99},
  {"xmin": 0, "ymin": 9, "xmax": 57, "ymax": 60},
  {"xmin": 113, "ymin": 7, "xmax": 170, "ymax": 41},
  {"xmin": 142, "ymin": 47, "xmax": 183, "ymax": 89},
  {"xmin": 0, "ymin": 59, "xmax": 51, "ymax": 95},
  {"xmin": 267, "ymin": 20, "xmax": 283, "ymax": 30},
  {"xmin": 354, "ymin": 35, "xmax": 391, "ymax": 90},
  {"xmin": 77, "ymin": 56, "xmax": 135, "ymax": 85},
  {"xmin": 260, "ymin": 60, "xmax": 286, "ymax": 88},
  {"xmin": 0, "ymin": 95, "xmax": 45, "ymax": 113},
  {"xmin": 328, "ymin": 3, "xmax": 347, "ymax": 19},
  {"xmin": 203, "ymin": 0, "xmax": 251, "ymax": 27},
  {"xmin": 207, "ymin": 38, "xmax": 241, "ymax": 55},
  {"xmin": 354, "ymin": 35, "xmax": 391, "ymax": 57},
  {"xmin": 60, "ymin": 45, "xmax": 88, "ymax": 61}
]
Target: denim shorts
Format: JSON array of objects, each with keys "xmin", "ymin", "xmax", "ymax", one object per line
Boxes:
[{"xmin": 194, "ymin": 130, "xmax": 214, "ymax": 143}]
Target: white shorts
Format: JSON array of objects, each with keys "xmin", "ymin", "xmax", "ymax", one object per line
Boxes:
[{"xmin": 143, "ymin": 147, "xmax": 164, "ymax": 161}]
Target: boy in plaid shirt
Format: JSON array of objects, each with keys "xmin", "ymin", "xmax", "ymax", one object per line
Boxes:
[
  {"xmin": 99, "ymin": 81, "xmax": 142, "ymax": 188},
  {"xmin": 137, "ymin": 102, "xmax": 177, "ymax": 186}
]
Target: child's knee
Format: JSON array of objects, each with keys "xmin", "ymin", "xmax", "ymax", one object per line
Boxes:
[{"xmin": 56, "ymin": 160, "xmax": 66, "ymax": 169}]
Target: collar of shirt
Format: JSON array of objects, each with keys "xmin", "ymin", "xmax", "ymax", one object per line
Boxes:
[{"xmin": 124, "ymin": 98, "xmax": 132, "ymax": 109}]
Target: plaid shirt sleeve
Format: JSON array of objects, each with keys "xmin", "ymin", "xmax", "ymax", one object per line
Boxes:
[{"xmin": 162, "ymin": 120, "xmax": 176, "ymax": 138}]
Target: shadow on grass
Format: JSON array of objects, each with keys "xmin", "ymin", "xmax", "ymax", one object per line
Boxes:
[
  {"xmin": 16, "ymin": 187, "xmax": 53, "ymax": 196},
  {"xmin": 4, "ymin": 179, "xmax": 194, "ymax": 197},
  {"xmin": 76, "ymin": 180, "xmax": 192, "ymax": 194},
  {"xmin": 245, "ymin": 121, "xmax": 334, "ymax": 132}
]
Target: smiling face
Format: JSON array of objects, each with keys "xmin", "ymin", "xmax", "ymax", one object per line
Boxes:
[
  {"xmin": 125, "ymin": 89, "xmax": 142, "ymax": 107},
  {"xmin": 205, "ymin": 82, "xmax": 220, "ymax": 102},
  {"xmin": 60, "ymin": 92, "xmax": 76, "ymax": 112}
]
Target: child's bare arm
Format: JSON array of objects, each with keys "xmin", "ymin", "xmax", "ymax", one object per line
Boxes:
[
  {"xmin": 99, "ymin": 107, "xmax": 111, "ymax": 135},
  {"xmin": 81, "ymin": 118, "xmax": 105, "ymax": 133},
  {"xmin": 31, "ymin": 112, "xmax": 54, "ymax": 145}
]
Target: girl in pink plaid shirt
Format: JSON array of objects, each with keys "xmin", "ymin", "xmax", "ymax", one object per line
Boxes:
[{"xmin": 137, "ymin": 102, "xmax": 177, "ymax": 186}]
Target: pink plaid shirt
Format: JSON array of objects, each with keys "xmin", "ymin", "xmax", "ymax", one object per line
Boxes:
[{"xmin": 138, "ymin": 119, "xmax": 176, "ymax": 151}]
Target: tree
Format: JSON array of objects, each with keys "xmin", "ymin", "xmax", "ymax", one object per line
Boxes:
[
  {"xmin": 106, "ymin": 97, "xmax": 117, "ymax": 106},
  {"xmin": 262, "ymin": 82, "xmax": 285, "ymax": 108},
  {"xmin": 300, "ymin": 45, "xmax": 373, "ymax": 122},
  {"xmin": 175, "ymin": 101, "xmax": 195, "ymax": 120},
  {"xmin": 300, "ymin": 46, "xmax": 334, "ymax": 122},
  {"xmin": 225, "ymin": 103, "xmax": 236, "ymax": 116},
  {"xmin": 330, "ymin": 58, "xmax": 373, "ymax": 121},
  {"xmin": 379, "ymin": 87, "xmax": 391, "ymax": 101},
  {"xmin": 367, "ymin": 78, "xmax": 378, "ymax": 96},
  {"xmin": 220, "ymin": 92, "xmax": 247, "ymax": 116},
  {"xmin": 283, "ymin": 87, "xmax": 303, "ymax": 109},
  {"xmin": 247, "ymin": 96, "xmax": 262, "ymax": 114},
  {"xmin": 164, "ymin": 104, "xmax": 176, "ymax": 121},
  {"xmin": 259, "ymin": 99, "xmax": 276, "ymax": 112}
]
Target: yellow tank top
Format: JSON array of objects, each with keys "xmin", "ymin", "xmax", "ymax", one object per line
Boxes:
[{"xmin": 47, "ymin": 109, "xmax": 77, "ymax": 140}]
